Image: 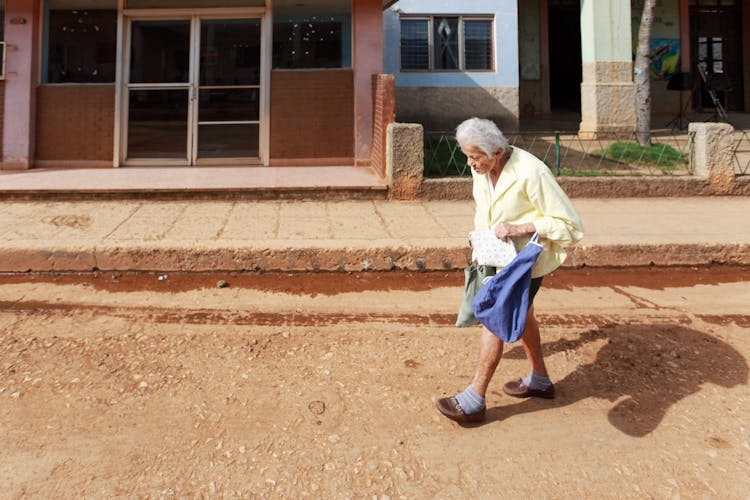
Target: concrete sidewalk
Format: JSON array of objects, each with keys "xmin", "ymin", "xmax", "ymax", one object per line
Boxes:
[{"xmin": 0, "ymin": 197, "xmax": 748, "ymax": 272}]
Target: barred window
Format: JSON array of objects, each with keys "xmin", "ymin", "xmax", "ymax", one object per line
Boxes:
[
  {"xmin": 400, "ymin": 19, "xmax": 428, "ymax": 70},
  {"xmin": 464, "ymin": 20, "xmax": 493, "ymax": 70},
  {"xmin": 400, "ymin": 15, "xmax": 494, "ymax": 72}
]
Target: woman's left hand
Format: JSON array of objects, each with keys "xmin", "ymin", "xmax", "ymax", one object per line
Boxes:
[{"xmin": 494, "ymin": 222, "xmax": 536, "ymax": 241}]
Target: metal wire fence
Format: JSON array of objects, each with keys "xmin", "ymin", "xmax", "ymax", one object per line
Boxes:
[
  {"xmin": 731, "ymin": 129, "xmax": 750, "ymax": 175},
  {"xmin": 424, "ymin": 128, "xmax": 749, "ymax": 178}
]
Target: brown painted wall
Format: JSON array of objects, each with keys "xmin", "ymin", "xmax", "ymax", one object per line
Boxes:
[
  {"xmin": 36, "ymin": 85, "xmax": 115, "ymax": 162},
  {"xmin": 270, "ymin": 69, "xmax": 353, "ymax": 160}
]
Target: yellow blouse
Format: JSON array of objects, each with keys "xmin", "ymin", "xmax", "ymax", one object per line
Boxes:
[{"xmin": 471, "ymin": 147, "xmax": 584, "ymax": 278}]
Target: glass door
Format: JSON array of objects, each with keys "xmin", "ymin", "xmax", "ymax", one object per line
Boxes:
[
  {"xmin": 124, "ymin": 16, "xmax": 262, "ymax": 165},
  {"xmin": 195, "ymin": 19, "xmax": 261, "ymax": 162},
  {"xmin": 127, "ymin": 19, "xmax": 192, "ymax": 162}
]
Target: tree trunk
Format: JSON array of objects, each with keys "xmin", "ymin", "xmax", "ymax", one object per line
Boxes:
[{"xmin": 634, "ymin": 0, "xmax": 657, "ymax": 146}]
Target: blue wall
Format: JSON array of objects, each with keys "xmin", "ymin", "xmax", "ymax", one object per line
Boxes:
[{"xmin": 383, "ymin": 0, "xmax": 518, "ymax": 88}]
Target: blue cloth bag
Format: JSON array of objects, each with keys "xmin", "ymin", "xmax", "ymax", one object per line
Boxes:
[{"xmin": 471, "ymin": 233, "xmax": 543, "ymax": 342}]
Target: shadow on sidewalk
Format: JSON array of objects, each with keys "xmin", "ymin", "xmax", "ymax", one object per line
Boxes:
[{"xmin": 485, "ymin": 324, "xmax": 748, "ymax": 436}]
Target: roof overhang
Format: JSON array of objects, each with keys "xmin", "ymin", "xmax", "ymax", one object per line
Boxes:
[{"xmin": 383, "ymin": 0, "xmax": 399, "ymax": 10}]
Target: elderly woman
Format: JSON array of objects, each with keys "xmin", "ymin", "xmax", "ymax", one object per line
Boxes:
[{"xmin": 437, "ymin": 118, "xmax": 584, "ymax": 424}]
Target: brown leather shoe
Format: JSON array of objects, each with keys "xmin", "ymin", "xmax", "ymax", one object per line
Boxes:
[
  {"xmin": 503, "ymin": 378, "xmax": 555, "ymax": 399},
  {"xmin": 436, "ymin": 397, "xmax": 486, "ymax": 424}
]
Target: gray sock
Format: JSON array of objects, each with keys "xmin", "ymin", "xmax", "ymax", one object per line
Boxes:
[
  {"xmin": 454, "ymin": 386, "xmax": 485, "ymax": 415},
  {"xmin": 522, "ymin": 372, "xmax": 552, "ymax": 390}
]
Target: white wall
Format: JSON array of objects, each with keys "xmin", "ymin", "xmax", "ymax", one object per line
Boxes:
[{"xmin": 383, "ymin": 0, "xmax": 518, "ymax": 88}]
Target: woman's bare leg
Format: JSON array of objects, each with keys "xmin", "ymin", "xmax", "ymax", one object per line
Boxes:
[
  {"xmin": 470, "ymin": 326, "xmax": 504, "ymax": 396},
  {"xmin": 519, "ymin": 305, "xmax": 547, "ymax": 377}
]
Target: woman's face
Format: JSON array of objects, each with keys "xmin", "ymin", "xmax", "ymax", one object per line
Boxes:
[{"xmin": 460, "ymin": 144, "xmax": 501, "ymax": 175}]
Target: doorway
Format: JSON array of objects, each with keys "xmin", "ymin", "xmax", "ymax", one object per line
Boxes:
[
  {"xmin": 122, "ymin": 15, "xmax": 263, "ymax": 165},
  {"xmin": 548, "ymin": 0, "xmax": 581, "ymax": 110},
  {"xmin": 690, "ymin": 2, "xmax": 744, "ymax": 112}
]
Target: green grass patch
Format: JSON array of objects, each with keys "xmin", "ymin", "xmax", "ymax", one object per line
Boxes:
[{"xmin": 599, "ymin": 141, "xmax": 687, "ymax": 173}]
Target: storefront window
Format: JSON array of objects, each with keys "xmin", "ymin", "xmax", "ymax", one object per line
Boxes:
[
  {"xmin": 272, "ymin": 0, "xmax": 351, "ymax": 69},
  {"xmin": 43, "ymin": 0, "xmax": 117, "ymax": 83}
]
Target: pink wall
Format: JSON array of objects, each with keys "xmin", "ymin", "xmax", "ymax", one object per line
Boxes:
[
  {"xmin": 353, "ymin": 0, "xmax": 383, "ymax": 166},
  {"xmin": 1, "ymin": 0, "xmax": 40, "ymax": 169}
]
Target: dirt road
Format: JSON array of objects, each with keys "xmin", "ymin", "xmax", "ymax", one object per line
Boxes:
[{"xmin": 1, "ymin": 268, "xmax": 749, "ymax": 498}]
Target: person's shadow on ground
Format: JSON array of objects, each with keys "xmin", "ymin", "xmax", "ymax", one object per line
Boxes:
[{"xmin": 485, "ymin": 324, "xmax": 748, "ymax": 436}]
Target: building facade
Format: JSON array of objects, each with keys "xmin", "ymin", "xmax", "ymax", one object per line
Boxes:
[
  {"xmin": 0, "ymin": 0, "xmax": 385, "ymax": 170},
  {"xmin": 383, "ymin": 0, "xmax": 519, "ymax": 132},
  {"xmin": 385, "ymin": 0, "xmax": 749, "ymax": 134}
]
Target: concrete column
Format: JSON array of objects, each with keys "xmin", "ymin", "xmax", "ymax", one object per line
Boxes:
[
  {"xmin": 689, "ymin": 122, "xmax": 736, "ymax": 193},
  {"xmin": 352, "ymin": 0, "xmax": 383, "ymax": 166},
  {"xmin": 579, "ymin": 0, "xmax": 635, "ymax": 137},
  {"xmin": 1, "ymin": 0, "xmax": 40, "ymax": 170},
  {"xmin": 386, "ymin": 123, "xmax": 423, "ymax": 200}
]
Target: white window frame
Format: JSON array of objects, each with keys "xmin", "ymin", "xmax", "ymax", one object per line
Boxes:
[{"xmin": 399, "ymin": 14, "xmax": 495, "ymax": 73}]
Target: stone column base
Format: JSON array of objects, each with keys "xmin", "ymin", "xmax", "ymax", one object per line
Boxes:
[
  {"xmin": 579, "ymin": 61, "xmax": 636, "ymax": 138},
  {"xmin": 386, "ymin": 123, "xmax": 423, "ymax": 200}
]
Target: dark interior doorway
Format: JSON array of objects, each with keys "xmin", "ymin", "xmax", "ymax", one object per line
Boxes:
[
  {"xmin": 690, "ymin": 1, "xmax": 744, "ymax": 112},
  {"xmin": 548, "ymin": 0, "xmax": 582, "ymax": 110}
]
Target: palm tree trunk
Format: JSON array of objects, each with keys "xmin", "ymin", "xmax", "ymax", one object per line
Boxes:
[{"xmin": 634, "ymin": 0, "xmax": 657, "ymax": 146}]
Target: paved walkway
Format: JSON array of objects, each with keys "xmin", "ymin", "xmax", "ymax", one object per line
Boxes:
[{"xmin": 0, "ymin": 197, "xmax": 748, "ymax": 272}]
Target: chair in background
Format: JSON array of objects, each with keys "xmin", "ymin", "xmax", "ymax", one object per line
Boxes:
[{"xmin": 697, "ymin": 62, "xmax": 732, "ymax": 122}]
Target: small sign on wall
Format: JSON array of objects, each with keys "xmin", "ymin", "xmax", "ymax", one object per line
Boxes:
[{"xmin": 10, "ymin": 17, "xmax": 28, "ymax": 25}]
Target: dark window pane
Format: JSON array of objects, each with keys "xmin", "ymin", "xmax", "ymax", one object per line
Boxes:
[
  {"xmin": 400, "ymin": 19, "xmax": 428, "ymax": 70},
  {"xmin": 199, "ymin": 88, "xmax": 259, "ymax": 122},
  {"xmin": 45, "ymin": 8, "xmax": 117, "ymax": 83},
  {"xmin": 464, "ymin": 20, "xmax": 493, "ymax": 70},
  {"xmin": 433, "ymin": 17, "xmax": 459, "ymax": 70},
  {"xmin": 128, "ymin": 89, "xmax": 188, "ymax": 159},
  {"xmin": 201, "ymin": 19, "xmax": 261, "ymax": 86},
  {"xmin": 198, "ymin": 124, "xmax": 259, "ymax": 158},
  {"xmin": 130, "ymin": 20, "xmax": 190, "ymax": 84},
  {"xmin": 272, "ymin": 14, "xmax": 349, "ymax": 69}
]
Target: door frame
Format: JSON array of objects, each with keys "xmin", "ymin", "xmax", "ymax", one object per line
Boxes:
[
  {"xmin": 688, "ymin": 3, "xmax": 744, "ymax": 112},
  {"xmin": 114, "ymin": 4, "xmax": 270, "ymax": 167}
]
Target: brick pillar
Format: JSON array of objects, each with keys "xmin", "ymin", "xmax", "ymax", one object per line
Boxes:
[
  {"xmin": 1, "ymin": 0, "xmax": 40, "ymax": 170},
  {"xmin": 371, "ymin": 74, "xmax": 395, "ymax": 179}
]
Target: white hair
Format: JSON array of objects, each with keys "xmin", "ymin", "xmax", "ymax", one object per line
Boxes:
[{"xmin": 455, "ymin": 118, "xmax": 509, "ymax": 156}]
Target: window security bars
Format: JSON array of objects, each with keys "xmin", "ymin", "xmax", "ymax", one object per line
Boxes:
[{"xmin": 400, "ymin": 16, "xmax": 493, "ymax": 72}]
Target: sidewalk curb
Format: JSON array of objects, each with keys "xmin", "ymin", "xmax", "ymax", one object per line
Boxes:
[{"xmin": 0, "ymin": 243, "xmax": 747, "ymax": 273}]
